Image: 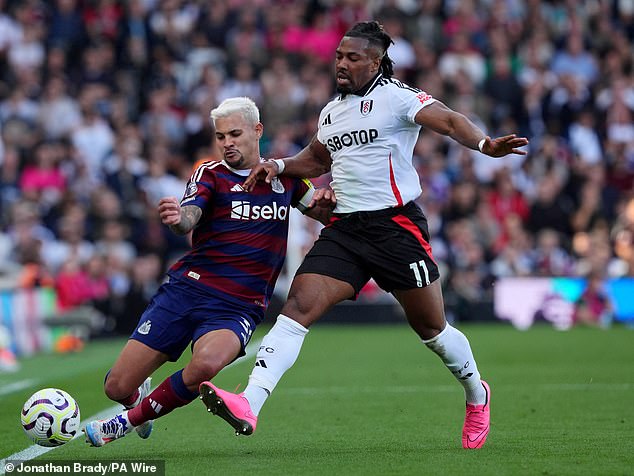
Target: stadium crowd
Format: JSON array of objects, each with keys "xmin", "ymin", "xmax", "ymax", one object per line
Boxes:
[{"xmin": 0, "ymin": 0, "xmax": 632, "ymax": 330}]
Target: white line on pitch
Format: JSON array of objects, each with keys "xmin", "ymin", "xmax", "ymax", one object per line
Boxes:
[{"xmin": 0, "ymin": 379, "xmax": 37, "ymax": 397}]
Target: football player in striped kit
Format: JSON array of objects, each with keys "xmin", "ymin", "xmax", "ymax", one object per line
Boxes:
[
  {"xmin": 201, "ymin": 22, "xmax": 528, "ymax": 449},
  {"xmin": 83, "ymin": 97, "xmax": 334, "ymax": 447}
]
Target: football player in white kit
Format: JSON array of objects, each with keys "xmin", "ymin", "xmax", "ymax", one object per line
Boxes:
[{"xmin": 200, "ymin": 21, "xmax": 528, "ymax": 449}]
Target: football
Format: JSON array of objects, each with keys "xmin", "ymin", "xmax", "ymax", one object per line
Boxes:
[{"xmin": 20, "ymin": 388, "xmax": 81, "ymax": 447}]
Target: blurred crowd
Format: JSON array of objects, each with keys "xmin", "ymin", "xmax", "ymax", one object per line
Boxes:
[{"xmin": 0, "ymin": 0, "xmax": 632, "ymax": 329}]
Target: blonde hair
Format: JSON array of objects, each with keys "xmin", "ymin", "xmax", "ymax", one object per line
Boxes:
[{"xmin": 210, "ymin": 97, "xmax": 260, "ymax": 126}]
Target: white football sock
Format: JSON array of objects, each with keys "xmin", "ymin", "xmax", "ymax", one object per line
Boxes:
[
  {"xmin": 422, "ymin": 324, "xmax": 486, "ymax": 405},
  {"xmin": 242, "ymin": 386, "xmax": 269, "ymax": 416},
  {"xmin": 244, "ymin": 314, "xmax": 309, "ymax": 415}
]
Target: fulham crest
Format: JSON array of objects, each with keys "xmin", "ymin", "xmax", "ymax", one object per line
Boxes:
[{"xmin": 360, "ymin": 100, "xmax": 373, "ymax": 116}]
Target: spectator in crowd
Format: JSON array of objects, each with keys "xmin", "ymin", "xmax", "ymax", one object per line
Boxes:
[
  {"xmin": 38, "ymin": 75, "xmax": 82, "ymax": 139},
  {"xmin": 113, "ymin": 252, "xmax": 162, "ymax": 336},
  {"xmin": 526, "ymin": 172, "xmax": 574, "ymax": 239},
  {"xmin": 612, "ymin": 197, "xmax": 634, "ymax": 276},
  {"xmin": 573, "ymin": 271, "xmax": 614, "ymax": 328},
  {"xmin": 0, "ymin": 85, "xmax": 39, "ymax": 126},
  {"xmin": 550, "ymin": 33, "xmax": 599, "ymax": 87},
  {"xmin": 41, "ymin": 205, "xmax": 94, "ymax": 273},
  {"xmin": 18, "ymin": 140, "xmax": 67, "ymax": 211},
  {"xmin": 532, "ymin": 228, "xmax": 574, "ymax": 277},
  {"xmin": 484, "ymin": 168, "xmax": 530, "ymax": 229}
]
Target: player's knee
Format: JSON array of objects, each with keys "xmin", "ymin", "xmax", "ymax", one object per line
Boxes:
[
  {"xmin": 103, "ymin": 374, "xmax": 132, "ymax": 401},
  {"xmin": 283, "ymin": 276, "xmax": 342, "ymax": 326},
  {"xmin": 186, "ymin": 357, "xmax": 224, "ymax": 385}
]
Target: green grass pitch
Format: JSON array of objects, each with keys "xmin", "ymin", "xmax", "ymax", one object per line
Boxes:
[{"xmin": 1, "ymin": 323, "xmax": 633, "ymax": 475}]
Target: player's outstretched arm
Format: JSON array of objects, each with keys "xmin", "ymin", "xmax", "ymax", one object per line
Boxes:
[
  {"xmin": 158, "ymin": 197, "xmax": 202, "ymax": 235},
  {"xmin": 243, "ymin": 136, "xmax": 332, "ymax": 191},
  {"xmin": 414, "ymin": 101, "xmax": 529, "ymax": 157}
]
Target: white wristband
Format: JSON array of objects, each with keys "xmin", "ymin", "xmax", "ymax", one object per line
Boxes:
[
  {"xmin": 477, "ymin": 138, "xmax": 486, "ymax": 153},
  {"xmin": 272, "ymin": 158, "xmax": 285, "ymax": 174}
]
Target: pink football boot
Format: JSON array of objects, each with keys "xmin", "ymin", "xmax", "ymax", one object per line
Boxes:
[
  {"xmin": 462, "ymin": 380, "xmax": 491, "ymax": 449},
  {"xmin": 199, "ymin": 381, "xmax": 257, "ymax": 436}
]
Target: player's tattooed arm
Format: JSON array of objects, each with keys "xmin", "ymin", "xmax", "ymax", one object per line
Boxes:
[
  {"xmin": 170, "ymin": 205, "xmax": 202, "ymax": 235},
  {"xmin": 158, "ymin": 197, "xmax": 202, "ymax": 235}
]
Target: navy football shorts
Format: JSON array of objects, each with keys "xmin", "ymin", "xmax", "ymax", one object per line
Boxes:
[
  {"xmin": 297, "ymin": 201, "xmax": 440, "ymax": 296},
  {"xmin": 129, "ymin": 277, "xmax": 262, "ymax": 361}
]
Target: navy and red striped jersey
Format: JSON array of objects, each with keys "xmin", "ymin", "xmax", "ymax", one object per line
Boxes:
[{"xmin": 167, "ymin": 160, "xmax": 314, "ymax": 311}]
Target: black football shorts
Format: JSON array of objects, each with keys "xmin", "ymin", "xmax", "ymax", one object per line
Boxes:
[{"xmin": 296, "ymin": 201, "xmax": 440, "ymax": 295}]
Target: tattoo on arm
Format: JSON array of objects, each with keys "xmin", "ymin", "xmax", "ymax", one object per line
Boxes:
[{"xmin": 169, "ymin": 205, "xmax": 202, "ymax": 235}]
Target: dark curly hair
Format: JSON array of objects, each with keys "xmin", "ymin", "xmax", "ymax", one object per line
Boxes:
[{"xmin": 344, "ymin": 21, "xmax": 395, "ymax": 78}]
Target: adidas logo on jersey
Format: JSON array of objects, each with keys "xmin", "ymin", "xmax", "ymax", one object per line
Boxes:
[
  {"xmin": 231, "ymin": 201, "xmax": 288, "ymax": 220},
  {"xmin": 230, "ymin": 183, "xmax": 245, "ymax": 192},
  {"xmin": 321, "ymin": 113, "xmax": 332, "ymax": 126}
]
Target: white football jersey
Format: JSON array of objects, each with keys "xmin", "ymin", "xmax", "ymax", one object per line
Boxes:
[{"xmin": 317, "ymin": 74, "xmax": 435, "ymax": 213}]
